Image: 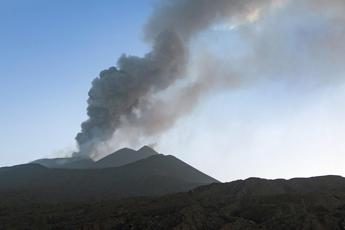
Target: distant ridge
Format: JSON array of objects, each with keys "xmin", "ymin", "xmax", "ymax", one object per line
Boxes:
[
  {"xmin": 32, "ymin": 157, "xmax": 94, "ymax": 169},
  {"xmin": 32, "ymin": 145, "xmax": 159, "ymax": 169},
  {"xmin": 94, "ymin": 146, "xmax": 158, "ymax": 168},
  {"xmin": 1, "ymin": 147, "xmax": 219, "ymax": 202},
  {"xmin": 2, "ymin": 175, "xmax": 345, "ymax": 229}
]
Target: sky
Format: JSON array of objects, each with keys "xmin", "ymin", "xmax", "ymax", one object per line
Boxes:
[
  {"xmin": 1, "ymin": 0, "xmax": 345, "ymax": 182},
  {"xmin": 1, "ymin": 0, "xmax": 151, "ymax": 164}
]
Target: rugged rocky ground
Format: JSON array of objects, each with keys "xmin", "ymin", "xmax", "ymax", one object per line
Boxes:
[{"xmin": 1, "ymin": 175, "xmax": 345, "ymax": 229}]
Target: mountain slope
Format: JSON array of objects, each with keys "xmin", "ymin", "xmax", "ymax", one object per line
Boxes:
[
  {"xmin": 117, "ymin": 154, "xmax": 217, "ymax": 184},
  {"xmin": 94, "ymin": 146, "xmax": 158, "ymax": 168},
  {"xmin": 0, "ymin": 154, "xmax": 218, "ymax": 202},
  {"xmin": 2, "ymin": 175, "xmax": 345, "ymax": 229},
  {"xmin": 32, "ymin": 157, "xmax": 95, "ymax": 169},
  {"xmin": 32, "ymin": 146, "xmax": 159, "ymax": 169}
]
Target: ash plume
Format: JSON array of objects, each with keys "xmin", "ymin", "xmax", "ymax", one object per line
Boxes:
[
  {"xmin": 75, "ymin": 31, "xmax": 187, "ymax": 157},
  {"xmin": 74, "ymin": 0, "xmax": 278, "ymax": 158},
  {"xmin": 75, "ymin": 0, "xmax": 345, "ymax": 158}
]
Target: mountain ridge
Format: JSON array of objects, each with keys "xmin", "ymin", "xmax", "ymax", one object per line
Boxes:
[
  {"xmin": 0, "ymin": 150, "xmax": 219, "ymax": 203},
  {"xmin": 32, "ymin": 145, "xmax": 159, "ymax": 169},
  {"xmin": 94, "ymin": 146, "xmax": 158, "ymax": 168},
  {"xmin": 1, "ymin": 175, "xmax": 345, "ymax": 229}
]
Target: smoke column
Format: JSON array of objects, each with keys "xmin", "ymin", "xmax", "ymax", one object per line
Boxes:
[
  {"xmin": 75, "ymin": 0, "xmax": 345, "ymax": 158},
  {"xmin": 75, "ymin": 30, "xmax": 187, "ymax": 157},
  {"xmin": 74, "ymin": 0, "xmax": 280, "ymax": 158}
]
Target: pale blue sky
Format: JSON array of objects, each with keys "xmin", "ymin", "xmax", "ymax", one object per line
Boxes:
[
  {"xmin": 1, "ymin": 0, "xmax": 151, "ymax": 165},
  {"xmin": 1, "ymin": 1, "xmax": 345, "ymax": 182}
]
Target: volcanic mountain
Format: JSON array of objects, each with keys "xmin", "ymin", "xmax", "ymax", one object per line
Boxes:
[
  {"xmin": 3, "ymin": 147, "xmax": 345, "ymax": 229},
  {"xmin": 0, "ymin": 146, "xmax": 218, "ymax": 202},
  {"xmin": 32, "ymin": 145, "xmax": 159, "ymax": 169}
]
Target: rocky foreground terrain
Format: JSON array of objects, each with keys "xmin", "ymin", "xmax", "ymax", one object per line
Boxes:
[{"xmin": 1, "ymin": 175, "xmax": 345, "ymax": 229}]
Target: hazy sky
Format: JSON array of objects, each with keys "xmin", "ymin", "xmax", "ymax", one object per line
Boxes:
[
  {"xmin": 1, "ymin": 0, "xmax": 345, "ymax": 182},
  {"xmin": 1, "ymin": 0, "xmax": 151, "ymax": 165}
]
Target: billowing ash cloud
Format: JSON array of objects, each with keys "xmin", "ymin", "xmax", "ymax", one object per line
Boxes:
[
  {"xmin": 75, "ymin": 0, "xmax": 345, "ymax": 158},
  {"xmin": 75, "ymin": 31, "xmax": 187, "ymax": 157},
  {"xmin": 74, "ymin": 0, "xmax": 278, "ymax": 158},
  {"xmin": 145, "ymin": 0, "xmax": 292, "ymax": 44}
]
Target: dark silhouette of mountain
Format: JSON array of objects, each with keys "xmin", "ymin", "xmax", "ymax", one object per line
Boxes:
[
  {"xmin": 94, "ymin": 146, "xmax": 158, "ymax": 168},
  {"xmin": 32, "ymin": 146, "xmax": 159, "ymax": 169},
  {"xmin": 0, "ymin": 152, "xmax": 219, "ymax": 203},
  {"xmin": 2, "ymin": 175, "xmax": 345, "ymax": 229},
  {"xmin": 4, "ymin": 147, "xmax": 345, "ymax": 229},
  {"xmin": 32, "ymin": 157, "xmax": 95, "ymax": 169}
]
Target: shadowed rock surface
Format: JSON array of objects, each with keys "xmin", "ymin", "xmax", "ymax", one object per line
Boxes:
[
  {"xmin": 0, "ymin": 153, "xmax": 218, "ymax": 203},
  {"xmin": 32, "ymin": 157, "xmax": 95, "ymax": 169},
  {"xmin": 32, "ymin": 146, "xmax": 159, "ymax": 169},
  {"xmin": 1, "ymin": 176, "xmax": 345, "ymax": 229},
  {"xmin": 94, "ymin": 146, "xmax": 158, "ymax": 168}
]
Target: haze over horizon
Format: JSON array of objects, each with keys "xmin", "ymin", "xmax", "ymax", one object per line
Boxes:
[{"xmin": 1, "ymin": 0, "xmax": 345, "ymax": 182}]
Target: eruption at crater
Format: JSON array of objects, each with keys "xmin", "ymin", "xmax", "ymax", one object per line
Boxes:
[
  {"xmin": 74, "ymin": 0, "xmax": 345, "ymax": 159},
  {"xmin": 74, "ymin": 0, "xmax": 279, "ymax": 158},
  {"xmin": 75, "ymin": 30, "xmax": 187, "ymax": 158}
]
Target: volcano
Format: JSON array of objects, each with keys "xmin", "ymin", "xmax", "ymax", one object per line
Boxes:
[
  {"xmin": 0, "ymin": 146, "xmax": 218, "ymax": 203},
  {"xmin": 32, "ymin": 145, "xmax": 160, "ymax": 169}
]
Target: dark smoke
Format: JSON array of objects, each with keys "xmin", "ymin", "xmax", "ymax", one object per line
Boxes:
[
  {"xmin": 74, "ymin": 0, "xmax": 279, "ymax": 158},
  {"xmin": 74, "ymin": 0, "xmax": 286, "ymax": 158},
  {"xmin": 75, "ymin": 31, "xmax": 186, "ymax": 157}
]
